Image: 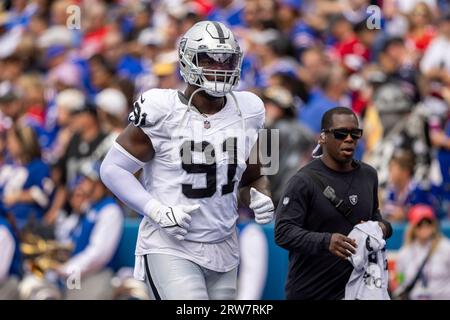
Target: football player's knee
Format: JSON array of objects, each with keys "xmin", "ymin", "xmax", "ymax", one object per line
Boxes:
[
  {"xmin": 163, "ymin": 282, "xmax": 209, "ymax": 300},
  {"xmin": 209, "ymin": 285, "xmax": 236, "ymax": 300}
]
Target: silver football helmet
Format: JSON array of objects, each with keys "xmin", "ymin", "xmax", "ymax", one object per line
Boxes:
[{"xmin": 179, "ymin": 21, "xmax": 243, "ymax": 97}]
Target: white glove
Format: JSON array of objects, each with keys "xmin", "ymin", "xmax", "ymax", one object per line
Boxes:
[
  {"xmin": 249, "ymin": 187, "xmax": 274, "ymax": 224},
  {"xmin": 148, "ymin": 204, "xmax": 200, "ymax": 241}
]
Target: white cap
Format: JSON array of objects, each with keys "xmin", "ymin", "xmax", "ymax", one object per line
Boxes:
[
  {"xmin": 95, "ymin": 88, "xmax": 127, "ymax": 117},
  {"xmin": 249, "ymin": 29, "xmax": 280, "ymax": 45},
  {"xmin": 138, "ymin": 28, "xmax": 164, "ymax": 46},
  {"xmin": 37, "ymin": 26, "xmax": 73, "ymax": 48},
  {"xmin": 56, "ymin": 89, "xmax": 85, "ymax": 112}
]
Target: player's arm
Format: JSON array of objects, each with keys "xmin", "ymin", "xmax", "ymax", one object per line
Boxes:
[
  {"xmin": 239, "ymin": 136, "xmax": 272, "ymax": 202},
  {"xmin": 100, "ymin": 124, "xmax": 198, "ymax": 241},
  {"xmin": 116, "ymin": 124, "xmax": 155, "ymax": 162},
  {"xmin": 100, "ymin": 124, "xmax": 156, "ymax": 216},
  {"xmin": 239, "ymin": 141, "xmax": 274, "ymax": 224},
  {"xmin": 239, "ymin": 162, "xmax": 271, "ymax": 205}
]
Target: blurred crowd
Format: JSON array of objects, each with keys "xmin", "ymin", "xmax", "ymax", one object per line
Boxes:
[{"xmin": 0, "ymin": 0, "xmax": 450, "ymax": 299}]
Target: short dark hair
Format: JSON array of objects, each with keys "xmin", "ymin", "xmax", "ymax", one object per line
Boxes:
[
  {"xmin": 354, "ymin": 19, "xmax": 372, "ymax": 34},
  {"xmin": 381, "ymin": 37, "xmax": 404, "ymax": 52},
  {"xmin": 321, "ymin": 107, "xmax": 357, "ymax": 130},
  {"xmin": 390, "ymin": 149, "xmax": 416, "ymax": 176},
  {"xmin": 73, "ymin": 102, "xmax": 97, "ymax": 117}
]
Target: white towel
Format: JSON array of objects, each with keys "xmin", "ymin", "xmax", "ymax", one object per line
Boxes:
[{"xmin": 345, "ymin": 221, "xmax": 390, "ymax": 300}]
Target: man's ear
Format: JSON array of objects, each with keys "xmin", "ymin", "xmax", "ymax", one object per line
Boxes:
[{"xmin": 319, "ymin": 132, "xmax": 326, "ymax": 145}]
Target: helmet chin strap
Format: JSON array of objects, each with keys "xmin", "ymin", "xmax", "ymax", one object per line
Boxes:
[
  {"xmin": 204, "ymin": 90, "xmax": 226, "ymax": 98},
  {"xmin": 175, "ymin": 87, "xmax": 204, "ymax": 136},
  {"xmin": 187, "ymin": 87, "xmax": 206, "ymax": 113}
]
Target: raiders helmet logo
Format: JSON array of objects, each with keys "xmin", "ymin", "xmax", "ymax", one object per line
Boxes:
[{"xmin": 349, "ymin": 195, "xmax": 358, "ymax": 205}]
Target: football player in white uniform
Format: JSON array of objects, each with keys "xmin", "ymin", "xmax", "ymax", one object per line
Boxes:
[{"xmin": 100, "ymin": 21, "xmax": 274, "ymax": 300}]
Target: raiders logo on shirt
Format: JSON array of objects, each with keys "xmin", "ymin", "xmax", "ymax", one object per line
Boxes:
[{"xmin": 349, "ymin": 195, "xmax": 358, "ymax": 205}]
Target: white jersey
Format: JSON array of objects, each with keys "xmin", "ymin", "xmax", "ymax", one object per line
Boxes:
[{"xmin": 129, "ymin": 88, "xmax": 265, "ymax": 277}]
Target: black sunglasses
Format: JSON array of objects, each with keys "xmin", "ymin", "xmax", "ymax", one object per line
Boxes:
[
  {"xmin": 416, "ymin": 218, "xmax": 434, "ymax": 227},
  {"xmin": 322, "ymin": 128, "xmax": 363, "ymax": 140}
]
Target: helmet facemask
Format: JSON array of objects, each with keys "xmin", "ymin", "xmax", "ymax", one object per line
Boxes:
[{"xmin": 181, "ymin": 48, "xmax": 242, "ymax": 97}]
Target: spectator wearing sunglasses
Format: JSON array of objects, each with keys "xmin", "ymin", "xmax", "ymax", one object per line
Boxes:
[
  {"xmin": 275, "ymin": 107, "xmax": 392, "ymax": 300},
  {"xmin": 394, "ymin": 204, "xmax": 450, "ymax": 300}
]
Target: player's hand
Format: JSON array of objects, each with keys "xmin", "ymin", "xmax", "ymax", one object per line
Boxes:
[
  {"xmin": 378, "ymin": 221, "xmax": 388, "ymax": 239},
  {"xmin": 153, "ymin": 204, "xmax": 200, "ymax": 241},
  {"xmin": 249, "ymin": 187, "xmax": 274, "ymax": 224},
  {"xmin": 328, "ymin": 233, "xmax": 357, "ymax": 259}
]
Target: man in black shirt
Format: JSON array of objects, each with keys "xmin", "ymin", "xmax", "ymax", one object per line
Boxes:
[
  {"xmin": 44, "ymin": 106, "xmax": 110, "ymax": 224},
  {"xmin": 275, "ymin": 107, "xmax": 392, "ymax": 300}
]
